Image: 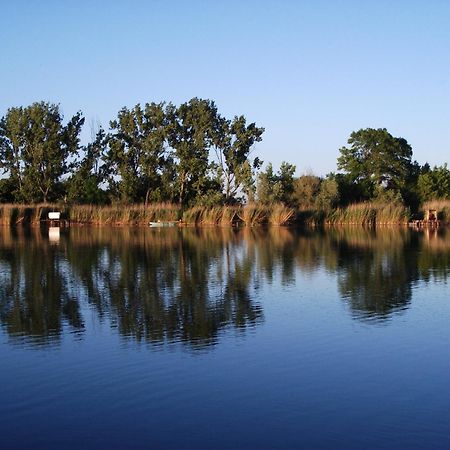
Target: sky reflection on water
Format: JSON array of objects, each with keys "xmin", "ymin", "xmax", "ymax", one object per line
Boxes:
[{"xmin": 1, "ymin": 226, "xmax": 450, "ymax": 449}]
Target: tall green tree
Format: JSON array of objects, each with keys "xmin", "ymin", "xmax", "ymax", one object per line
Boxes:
[
  {"xmin": 257, "ymin": 162, "xmax": 296, "ymax": 205},
  {"xmin": 67, "ymin": 128, "xmax": 109, "ymax": 204},
  {"xmin": 107, "ymin": 102, "xmax": 171, "ymax": 203},
  {"xmin": 417, "ymin": 163, "xmax": 450, "ymax": 201},
  {"xmin": 0, "ymin": 102, "xmax": 84, "ymax": 202},
  {"xmin": 213, "ymin": 115, "xmax": 264, "ymax": 203},
  {"xmin": 337, "ymin": 128, "xmax": 414, "ymax": 201},
  {"xmin": 316, "ymin": 177, "xmax": 340, "ymax": 210},
  {"xmin": 166, "ymin": 98, "xmax": 217, "ymax": 205},
  {"xmin": 292, "ymin": 174, "xmax": 321, "ymax": 209}
]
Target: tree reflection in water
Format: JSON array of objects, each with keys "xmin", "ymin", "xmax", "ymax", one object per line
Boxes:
[
  {"xmin": 0, "ymin": 227, "xmax": 264, "ymax": 349},
  {"xmin": 0, "ymin": 226, "xmax": 449, "ymax": 347}
]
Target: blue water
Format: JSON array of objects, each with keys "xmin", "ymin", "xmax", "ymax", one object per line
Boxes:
[{"xmin": 0, "ymin": 226, "xmax": 449, "ymax": 449}]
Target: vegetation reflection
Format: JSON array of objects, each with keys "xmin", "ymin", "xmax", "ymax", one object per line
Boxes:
[
  {"xmin": 1, "ymin": 226, "xmax": 450, "ymax": 347},
  {"xmin": 0, "ymin": 227, "xmax": 265, "ymax": 348}
]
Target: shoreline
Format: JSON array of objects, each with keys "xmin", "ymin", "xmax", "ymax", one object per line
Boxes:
[{"xmin": 0, "ymin": 202, "xmax": 448, "ymax": 227}]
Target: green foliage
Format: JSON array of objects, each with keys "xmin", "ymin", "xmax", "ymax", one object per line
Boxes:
[
  {"xmin": 4, "ymin": 100, "xmax": 450, "ymax": 219},
  {"xmin": 417, "ymin": 164, "xmax": 450, "ymax": 202},
  {"xmin": 0, "ymin": 102, "xmax": 84, "ymax": 202},
  {"xmin": 67, "ymin": 128, "xmax": 109, "ymax": 204},
  {"xmin": 166, "ymin": 98, "xmax": 217, "ymax": 205},
  {"xmin": 337, "ymin": 128, "xmax": 414, "ymax": 202},
  {"xmin": 325, "ymin": 202, "xmax": 410, "ymax": 225},
  {"xmin": 257, "ymin": 162, "xmax": 296, "ymax": 205},
  {"xmin": 316, "ymin": 178, "xmax": 340, "ymax": 210},
  {"xmin": 0, "ymin": 99, "xmax": 263, "ymax": 208},
  {"xmin": 107, "ymin": 103, "xmax": 172, "ymax": 203},
  {"xmin": 292, "ymin": 174, "xmax": 321, "ymax": 209},
  {"xmin": 291, "ymin": 174, "xmax": 339, "ymax": 211},
  {"xmin": 213, "ymin": 115, "xmax": 264, "ymax": 202}
]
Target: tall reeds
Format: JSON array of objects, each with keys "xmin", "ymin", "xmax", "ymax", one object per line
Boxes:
[
  {"xmin": 0, "ymin": 201, "xmax": 412, "ymax": 227},
  {"xmin": 70, "ymin": 203, "xmax": 181, "ymax": 224},
  {"xmin": 325, "ymin": 202, "xmax": 409, "ymax": 226},
  {"xmin": 0, "ymin": 204, "xmax": 68, "ymax": 225},
  {"xmin": 267, "ymin": 204, "xmax": 296, "ymax": 226}
]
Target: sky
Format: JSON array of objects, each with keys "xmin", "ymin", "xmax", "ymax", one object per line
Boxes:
[{"xmin": 1, "ymin": 0, "xmax": 450, "ymax": 176}]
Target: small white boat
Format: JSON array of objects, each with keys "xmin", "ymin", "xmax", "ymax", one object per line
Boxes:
[{"xmin": 149, "ymin": 221, "xmax": 177, "ymax": 228}]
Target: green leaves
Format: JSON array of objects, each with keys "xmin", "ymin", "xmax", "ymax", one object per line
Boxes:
[
  {"xmin": 417, "ymin": 164, "xmax": 450, "ymax": 202},
  {"xmin": 107, "ymin": 102, "xmax": 170, "ymax": 203},
  {"xmin": 0, "ymin": 99, "xmax": 264, "ymax": 206},
  {"xmin": 257, "ymin": 162, "xmax": 296, "ymax": 205},
  {"xmin": 0, "ymin": 102, "xmax": 84, "ymax": 203},
  {"xmin": 337, "ymin": 128, "xmax": 414, "ymax": 202}
]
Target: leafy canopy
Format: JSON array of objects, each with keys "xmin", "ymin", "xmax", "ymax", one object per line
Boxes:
[{"xmin": 337, "ymin": 128, "xmax": 413, "ymax": 200}]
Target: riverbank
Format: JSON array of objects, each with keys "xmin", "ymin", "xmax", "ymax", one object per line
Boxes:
[
  {"xmin": 0, "ymin": 201, "xmax": 449, "ymax": 227},
  {"xmin": 0, "ymin": 203, "xmax": 296, "ymax": 227}
]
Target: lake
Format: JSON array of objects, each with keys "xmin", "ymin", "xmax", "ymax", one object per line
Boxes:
[{"xmin": 0, "ymin": 225, "xmax": 449, "ymax": 449}]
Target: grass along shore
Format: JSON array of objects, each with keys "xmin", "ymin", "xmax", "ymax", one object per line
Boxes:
[
  {"xmin": 0, "ymin": 201, "xmax": 449, "ymax": 227},
  {"xmin": 0, "ymin": 203, "xmax": 296, "ymax": 227}
]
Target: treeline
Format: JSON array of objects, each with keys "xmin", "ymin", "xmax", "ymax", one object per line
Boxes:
[
  {"xmin": 1, "ymin": 100, "xmax": 450, "ymax": 210},
  {"xmin": 257, "ymin": 128, "xmax": 450, "ymax": 212},
  {"xmin": 0, "ymin": 99, "xmax": 263, "ymax": 205}
]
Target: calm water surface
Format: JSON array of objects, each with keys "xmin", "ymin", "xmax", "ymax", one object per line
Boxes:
[{"xmin": 0, "ymin": 226, "xmax": 449, "ymax": 449}]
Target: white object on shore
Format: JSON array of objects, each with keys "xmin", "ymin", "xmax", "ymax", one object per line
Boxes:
[
  {"xmin": 149, "ymin": 221, "xmax": 177, "ymax": 227},
  {"xmin": 48, "ymin": 212, "xmax": 61, "ymax": 220}
]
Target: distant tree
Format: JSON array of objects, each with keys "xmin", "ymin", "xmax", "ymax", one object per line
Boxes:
[
  {"xmin": 337, "ymin": 128, "xmax": 414, "ymax": 202},
  {"xmin": 0, "ymin": 102, "xmax": 84, "ymax": 202},
  {"xmin": 291, "ymin": 174, "xmax": 321, "ymax": 209},
  {"xmin": 107, "ymin": 102, "xmax": 171, "ymax": 203},
  {"xmin": 67, "ymin": 128, "xmax": 109, "ymax": 204},
  {"xmin": 166, "ymin": 98, "xmax": 217, "ymax": 205},
  {"xmin": 257, "ymin": 162, "xmax": 296, "ymax": 205},
  {"xmin": 256, "ymin": 163, "xmax": 276, "ymax": 204},
  {"xmin": 417, "ymin": 163, "xmax": 450, "ymax": 202},
  {"xmin": 316, "ymin": 177, "xmax": 340, "ymax": 210},
  {"xmin": 213, "ymin": 115, "xmax": 264, "ymax": 203},
  {"xmin": 327, "ymin": 172, "xmax": 364, "ymax": 206},
  {"xmin": 276, "ymin": 161, "xmax": 296, "ymax": 204}
]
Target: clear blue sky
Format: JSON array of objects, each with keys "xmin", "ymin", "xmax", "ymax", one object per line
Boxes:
[{"xmin": 2, "ymin": 0, "xmax": 450, "ymax": 175}]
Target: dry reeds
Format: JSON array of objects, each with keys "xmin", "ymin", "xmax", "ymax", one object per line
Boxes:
[
  {"xmin": 0, "ymin": 204, "xmax": 68, "ymax": 225},
  {"xmin": 325, "ymin": 202, "xmax": 409, "ymax": 226},
  {"xmin": 268, "ymin": 204, "xmax": 296, "ymax": 226},
  {"xmin": 0, "ymin": 201, "xmax": 414, "ymax": 227},
  {"xmin": 70, "ymin": 203, "xmax": 181, "ymax": 225},
  {"xmin": 182, "ymin": 206, "xmax": 241, "ymax": 226},
  {"xmin": 238, "ymin": 204, "xmax": 268, "ymax": 226}
]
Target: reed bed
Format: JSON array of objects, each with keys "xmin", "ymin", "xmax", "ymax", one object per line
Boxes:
[
  {"xmin": 0, "ymin": 201, "xmax": 415, "ymax": 227},
  {"xmin": 325, "ymin": 202, "xmax": 409, "ymax": 226},
  {"xmin": 182, "ymin": 206, "xmax": 241, "ymax": 226},
  {"xmin": 70, "ymin": 203, "xmax": 181, "ymax": 224},
  {"xmin": 238, "ymin": 204, "xmax": 268, "ymax": 226},
  {"xmin": 375, "ymin": 203, "xmax": 410, "ymax": 224},
  {"xmin": 0, "ymin": 204, "xmax": 68, "ymax": 225},
  {"xmin": 268, "ymin": 204, "xmax": 296, "ymax": 226}
]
